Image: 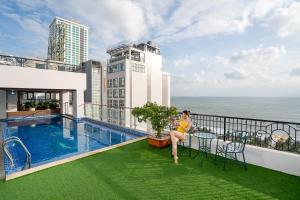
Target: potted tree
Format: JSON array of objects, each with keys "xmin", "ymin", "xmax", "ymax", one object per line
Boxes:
[{"xmin": 132, "ymin": 102, "xmax": 178, "ymax": 148}]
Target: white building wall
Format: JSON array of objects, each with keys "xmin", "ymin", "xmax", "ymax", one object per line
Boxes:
[
  {"xmin": 131, "ymin": 71, "xmax": 147, "ymax": 107},
  {"xmin": 0, "ymin": 65, "xmax": 86, "ymax": 118},
  {"xmin": 145, "ymin": 51, "xmax": 163, "ymax": 105},
  {"xmin": 162, "ymin": 72, "xmax": 171, "ymax": 107},
  {"xmin": 0, "ymin": 90, "xmax": 6, "ymax": 119},
  {"xmin": 0, "ymin": 65, "xmax": 86, "ymax": 90}
]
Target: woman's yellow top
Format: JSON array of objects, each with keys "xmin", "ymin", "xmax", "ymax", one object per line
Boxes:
[{"xmin": 176, "ymin": 119, "xmax": 189, "ymax": 134}]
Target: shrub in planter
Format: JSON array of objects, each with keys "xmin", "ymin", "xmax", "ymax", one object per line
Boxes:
[{"xmin": 132, "ymin": 102, "xmax": 178, "ymax": 138}]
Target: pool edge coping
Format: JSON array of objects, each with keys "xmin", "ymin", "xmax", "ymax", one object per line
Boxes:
[{"xmin": 5, "ymin": 136, "xmax": 147, "ymax": 181}]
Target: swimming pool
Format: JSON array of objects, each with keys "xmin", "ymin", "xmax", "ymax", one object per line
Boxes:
[{"xmin": 1, "ymin": 116, "xmax": 145, "ymax": 175}]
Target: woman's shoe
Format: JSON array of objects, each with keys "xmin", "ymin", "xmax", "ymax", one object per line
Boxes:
[{"xmin": 174, "ymin": 156, "xmax": 178, "ymax": 164}]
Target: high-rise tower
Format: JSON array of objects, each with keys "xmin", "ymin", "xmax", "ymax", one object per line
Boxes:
[{"xmin": 48, "ymin": 17, "xmax": 88, "ymax": 65}]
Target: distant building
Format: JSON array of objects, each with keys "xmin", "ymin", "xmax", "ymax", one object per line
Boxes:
[
  {"xmin": 106, "ymin": 41, "xmax": 171, "ymax": 126},
  {"xmin": 48, "ymin": 16, "xmax": 88, "ymax": 65},
  {"xmin": 81, "ymin": 60, "xmax": 107, "ymax": 120}
]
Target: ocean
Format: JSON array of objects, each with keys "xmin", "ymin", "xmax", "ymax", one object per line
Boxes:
[{"xmin": 171, "ymin": 97, "xmax": 300, "ymax": 123}]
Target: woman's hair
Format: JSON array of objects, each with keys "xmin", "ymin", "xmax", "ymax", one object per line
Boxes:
[{"xmin": 182, "ymin": 110, "xmax": 190, "ymax": 117}]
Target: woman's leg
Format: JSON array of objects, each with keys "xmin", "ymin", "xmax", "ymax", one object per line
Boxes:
[{"xmin": 170, "ymin": 131, "xmax": 184, "ymax": 163}]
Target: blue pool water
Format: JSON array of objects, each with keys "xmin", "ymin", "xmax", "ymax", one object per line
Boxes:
[{"xmin": 1, "ymin": 116, "xmax": 144, "ymax": 175}]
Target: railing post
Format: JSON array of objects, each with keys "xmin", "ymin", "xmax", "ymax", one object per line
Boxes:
[{"xmin": 223, "ymin": 117, "xmax": 226, "ymax": 141}]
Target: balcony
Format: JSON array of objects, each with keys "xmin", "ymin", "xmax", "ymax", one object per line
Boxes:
[{"xmin": 108, "ymin": 55, "xmax": 129, "ymax": 64}]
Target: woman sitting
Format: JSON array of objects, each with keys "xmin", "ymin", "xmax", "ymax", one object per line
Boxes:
[{"xmin": 170, "ymin": 110, "xmax": 191, "ymax": 164}]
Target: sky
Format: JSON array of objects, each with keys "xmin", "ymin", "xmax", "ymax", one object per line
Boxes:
[{"xmin": 0, "ymin": 0, "xmax": 300, "ymax": 97}]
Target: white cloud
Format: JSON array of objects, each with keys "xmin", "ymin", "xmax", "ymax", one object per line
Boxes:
[
  {"xmin": 173, "ymin": 57, "xmax": 191, "ymax": 67},
  {"xmin": 156, "ymin": 0, "xmax": 252, "ymax": 42},
  {"xmin": 260, "ymin": 1, "xmax": 300, "ymax": 37},
  {"xmin": 229, "ymin": 45, "xmax": 286, "ymax": 64},
  {"xmin": 224, "ymin": 68, "xmax": 248, "ymax": 80},
  {"xmin": 290, "ymin": 68, "xmax": 300, "ymax": 76}
]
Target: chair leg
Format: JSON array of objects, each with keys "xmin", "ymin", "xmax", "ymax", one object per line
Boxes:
[
  {"xmin": 234, "ymin": 153, "xmax": 237, "ymax": 161},
  {"xmin": 242, "ymin": 152, "xmax": 247, "ymax": 170},
  {"xmin": 214, "ymin": 141, "xmax": 219, "ymax": 161},
  {"xmin": 223, "ymin": 153, "xmax": 227, "ymax": 170}
]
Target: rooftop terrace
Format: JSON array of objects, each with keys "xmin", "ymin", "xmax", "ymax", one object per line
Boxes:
[
  {"xmin": 0, "ymin": 54, "xmax": 83, "ymax": 73},
  {"xmin": 1, "ymin": 140, "xmax": 300, "ymax": 200}
]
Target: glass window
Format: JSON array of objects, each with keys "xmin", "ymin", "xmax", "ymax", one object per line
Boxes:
[
  {"xmin": 113, "ymin": 89, "xmax": 118, "ymax": 98},
  {"xmin": 119, "ymin": 89, "xmax": 125, "ymax": 98},
  {"xmin": 108, "ymin": 100, "xmax": 112, "ymax": 107},
  {"xmin": 119, "ymin": 77, "xmax": 125, "ymax": 87},
  {"xmin": 113, "ymin": 100, "xmax": 118, "ymax": 108},
  {"xmin": 119, "ymin": 100, "xmax": 125, "ymax": 107},
  {"xmin": 108, "ymin": 89, "xmax": 112, "ymax": 98},
  {"xmin": 36, "ymin": 63, "xmax": 45, "ymax": 69},
  {"xmin": 108, "ymin": 79, "xmax": 113, "ymax": 88},
  {"xmin": 113, "ymin": 78, "xmax": 118, "ymax": 87}
]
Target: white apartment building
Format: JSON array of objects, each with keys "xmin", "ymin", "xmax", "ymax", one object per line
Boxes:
[
  {"xmin": 48, "ymin": 17, "xmax": 88, "ymax": 65},
  {"xmin": 106, "ymin": 41, "xmax": 171, "ymax": 126}
]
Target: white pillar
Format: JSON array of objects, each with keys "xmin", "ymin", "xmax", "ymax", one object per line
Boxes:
[
  {"xmin": 0, "ymin": 90, "xmax": 6, "ymax": 119},
  {"xmin": 60, "ymin": 91, "xmax": 70, "ymax": 115},
  {"xmin": 72, "ymin": 89, "xmax": 85, "ymax": 118}
]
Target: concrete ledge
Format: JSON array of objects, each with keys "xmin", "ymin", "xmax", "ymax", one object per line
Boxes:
[{"xmin": 5, "ymin": 136, "xmax": 147, "ymax": 181}]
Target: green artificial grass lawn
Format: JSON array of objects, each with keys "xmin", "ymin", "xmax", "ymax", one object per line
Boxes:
[{"xmin": 1, "ymin": 140, "xmax": 300, "ymax": 200}]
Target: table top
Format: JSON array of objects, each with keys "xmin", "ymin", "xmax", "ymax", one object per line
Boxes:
[{"xmin": 194, "ymin": 132, "xmax": 217, "ymax": 139}]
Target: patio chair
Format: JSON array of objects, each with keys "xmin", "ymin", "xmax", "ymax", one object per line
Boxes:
[{"xmin": 215, "ymin": 131, "xmax": 248, "ymax": 170}]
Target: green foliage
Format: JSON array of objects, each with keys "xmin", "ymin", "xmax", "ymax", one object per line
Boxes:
[
  {"xmin": 36, "ymin": 101, "xmax": 49, "ymax": 110},
  {"xmin": 23, "ymin": 101, "xmax": 36, "ymax": 110},
  {"xmin": 131, "ymin": 102, "xmax": 178, "ymax": 138},
  {"xmin": 23, "ymin": 100, "xmax": 59, "ymax": 110},
  {"xmin": 49, "ymin": 100, "xmax": 59, "ymax": 109}
]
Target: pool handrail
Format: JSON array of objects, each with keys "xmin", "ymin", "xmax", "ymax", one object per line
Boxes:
[{"xmin": 2, "ymin": 136, "xmax": 31, "ymax": 170}]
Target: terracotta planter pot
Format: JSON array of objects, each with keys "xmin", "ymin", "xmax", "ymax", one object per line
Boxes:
[{"xmin": 147, "ymin": 135, "xmax": 171, "ymax": 148}]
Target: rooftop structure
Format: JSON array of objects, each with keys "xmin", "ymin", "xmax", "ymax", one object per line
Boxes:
[{"xmin": 0, "ymin": 54, "xmax": 86, "ymax": 119}]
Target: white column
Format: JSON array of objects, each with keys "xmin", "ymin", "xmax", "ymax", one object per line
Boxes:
[
  {"xmin": 72, "ymin": 89, "xmax": 85, "ymax": 118},
  {"xmin": 0, "ymin": 90, "xmax": 6, "ymax": 119},
  {"xmin": 60, "ymin": 91, "xmax": 70, "ymax": 115}
]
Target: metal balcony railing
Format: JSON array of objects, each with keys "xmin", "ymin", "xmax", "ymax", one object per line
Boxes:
[
  {"xmin": 84, "ymin": 103, "xmax": 300, "ymax": 154},
  {"xmin": 0, "ymin": 54, "xmax": 83, "ymax": 73}
]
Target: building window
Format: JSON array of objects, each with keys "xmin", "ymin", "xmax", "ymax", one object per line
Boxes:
[
  {"xmin": 113, "ymin": 89, "xmax": 118, "ymax": 98},
  {"xmin": 119, "ymin": 77, "xmax": 125, "ymax": 87},
  {"xmin": 107, "ymin": 63, "xmax": 125, "ymax": 73},
  {"xmin": 108, "ymin": 89, "xmax": 112, "ymax": 98},
  {"xmin": 36, "ymin": 63, "xmax": 45, "ymax": 69},
  {"xmin": 119, "ymin": 100, "xmax": 125, "ymax": 108},
  {"xmin": 108, "ymin": 79, "xmax": 113, "ymax": 88},
  {"xmin": 131, "ymin": 63, "xmax": 145, "ymax": 73},
  {"xmin": 108, "ymin": 109, "xmax": 112, "ymax": 118},
  {"xmin": 113, "ymin": 78, "xmax": 118, "ymax": 87},
  {"xmin": 108, "ymin": 100, "xmax": 112, "ymax": 108},
  {"xmin": 113, "ymin": 100, "xmax": 118, "ymax": 108},
  {"xmin": 119, "ymin": 89, "xmax": 125, "ymax": 98}
]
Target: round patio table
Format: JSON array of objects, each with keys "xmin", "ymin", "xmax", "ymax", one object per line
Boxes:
[{"xmin": 193, "ymin": 132, "xmax": 217, "ymax": 161}]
